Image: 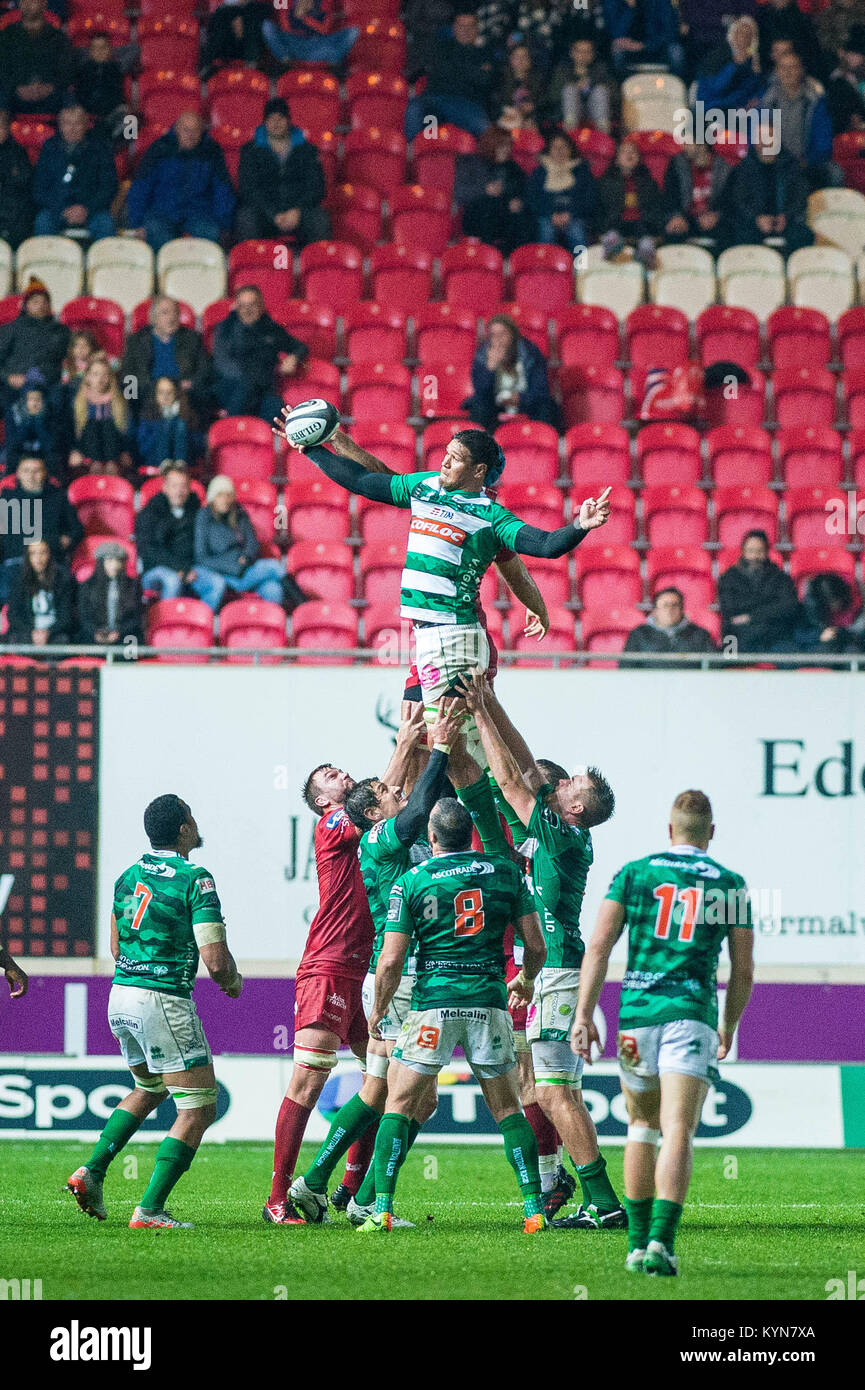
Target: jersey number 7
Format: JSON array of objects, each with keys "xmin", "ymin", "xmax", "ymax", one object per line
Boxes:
[
  {"xmin": 131, "ymin": 881, "xmax": 153, "ymax": 932},
  {"xmin": 454, "ymin": 888, "xmax": 485, "ymax": 937},
  {"xmin": 652, "ymin": 883, "xmax": 702, "ymax": 943}
]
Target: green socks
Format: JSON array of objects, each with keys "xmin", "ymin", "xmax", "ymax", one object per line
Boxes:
[
  {"xmin": 499, "ymin": 1112, "xmax": 544, "ymax": 1219},
  {"xmin": 357, "ymin": 1116, "xmax": 420, "ymax": 1207},
  {"xmin": 304, "ymin": 1093, "xmax": 379, "ymax": 1194},
  {"xmin": 373, "ymin": 1112, "xmax": 410, "ymax": 1216},
  {"xmin": 649, "ymin": 1198, "xmax": 683, "ymax": 1252},
  {"xmin": 84, "ymin": 1107, "xmax": 142, "ymax": 1180},
  {"xmin": 139, "ymin": 1136, "xmax": 196, "ymax": 1212},
  {"xmin": 624, "ymin": 1195, "xmax": 654, "ymax": 1252},
  {"xmin": 575, "ymin": 1154, "xmax": 621, "ymax": 1214},
  {"xmin": 457, "ymin": 774, "xmax": 508, "ymax": 853}
]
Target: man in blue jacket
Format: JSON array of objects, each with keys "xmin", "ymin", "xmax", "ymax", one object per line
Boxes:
[
  {"xmin": 33, "ymin": 102, "xmax": 116, "ymax": 242},
  {"xmin": 235, "ymin": 97, "xmax": 329, "ymax": 245},
  {"xmin": 760, "ymin": 49, "xmax": 840, "ymax": 187},
  {"xmin": 127, "ymin": 111, "xmax": 235, "ymax": 252}
]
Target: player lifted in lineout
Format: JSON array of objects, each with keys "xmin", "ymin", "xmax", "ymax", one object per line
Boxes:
[
  {"xmin": 66, "ymin": 795, "xmax": 242, "ymax": 1229},
  {"xmin": 361, "ymin": 798, "xmax": 548, "ymax": 1234},
  {"xmin": 573, "ymin": 790, "xmax": 754, "ymax": 1275}
]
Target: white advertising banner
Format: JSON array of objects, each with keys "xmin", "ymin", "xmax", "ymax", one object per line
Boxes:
[{"xmin": 98, "ymin": 667, "xmax": 865, "ymax": 966}]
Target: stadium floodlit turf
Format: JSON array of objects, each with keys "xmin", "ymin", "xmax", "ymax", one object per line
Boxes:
[{"xmin": 1, "ymin": 1143, "xmax": 861, "ymax": 1302}]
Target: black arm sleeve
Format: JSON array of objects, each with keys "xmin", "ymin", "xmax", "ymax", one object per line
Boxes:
[
  {"xmin": 514, "ymin": 522, "xmax": 589, "ymax": 559},
  {"xmin": 306, "ymin": 445, "xmax": 395, "ymax": 502},
  {"xmin": 393, "ymin": 749, "xmax": 449, "ymax": 847}
]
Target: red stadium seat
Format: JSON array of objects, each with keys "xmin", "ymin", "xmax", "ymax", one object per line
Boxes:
[
  {"xmin": 416, "ymin": 361, "xmax": 472, "ymax": 419},
  {"xmin": 10, "ymin": 118, "xmax": 54, "ymax": 164},
  {"xmin": 489, "ymin": 302, "xmax": 549, "ymax": 354},
  {"xmin": 786, "ymin": 485, "xmax": 846, "ymax": 548},
  {"xmin": 706, "ymin": 426, "xmax": 773, "ymax": 487},
  {"xmin": 60, "ymin": 297, "xmax": 124, "ymax": 359},
  {"xmin": 512, "ymin": 605, "xmax": 576, "ymax": 665},
  {"xmin": 715, "ymin": 485, "xmax": 779, "ymax": 547},
  {"xmin": 559, "ymin": 365, "xmax": 625, "ymax": 428},
  {"xmin": 131, "ymin": 298, "xmax": 195, "ymax": 334},
  {"xmin": 211, "ymin": 124, "xmax": 248, "ymax": 184},
  {"xmin": 138, "ymin": 475, "xmax": 205, "ymax": 507},
  {"xmin": 147, "ymin": 598, "xmax": 213, "ymax": 664},
  {"xmin": 389, "ymin": 184, "xmax": 450, "ymax": 257},
  {"xmin": 772, "ymin": 367, "xmax": 836, "ymax": 430},
  {"xmin": 832, "ymin": 131, "xmax": 865, "ymax": 196},
  {"xmin": 566, "ymin": 423, "xmax": 631, "ymax": 487},
  {"xmin": 363, "ymin": 601, "xmax": 407, "ymax": 658},
  {"xmin": 210, "ymin": 87, "xmax": 266, "ymax": 134},
  {"xmin": 508, "ymin": 554, "xmax": 571, "ymax": 606},
  {"xmin": 359, "ymin": 540, "xmax": 405, "ymax": 603},
  {"xmin": 219, "ymin": 598, "xmax": 286, "ymax": 663},
  {"xmin": 369, "ymin": 245, "xmax": 433, "ymax": 314},
  {"xmin": 837, "ymin": 306, "xmax": 865, "ymax": 371},
  {"xmin": 568, "ymin": 126, "xmax": 616, "ymax": 178},
  {"xmin": 703, "ymin": 366, "xmax": 766, "ymax": 429},
  {"xmin": 494, "ymin": 420, "xmax": 560, "ymax": 486},
  {"xmin": 415, "ymin": 304, "xmax": 477, "ymax": 374},
  {"xmin": 139, "ymin": 72, "xmax": 202, "ymax": 126},
  {"xmin": 347, "ymin": 72, "xmax": 407, "ymax": 130},
  {"xmin": 299, "ymin": 240, "xmax": 363, "ymax": 307},
  {"xmin": 208, "ymin": 66, "xmax": 269, "ymax": 101},
  {"xmin": 208, "ymin": 417, "xmax": 275, "ymax": 484},
  {"xmin": 841, "ymin": 368, "xmax": 865, "ymax": 431},
  {"xmin": 328, "ymin": 182, "xmax": 382, "ymax": 254},
  {"xmin": 849, "ymin": 429, "xmax": 865, "ymax": 487},
  {"xmin": 556, "ymin": 304, "xmax": 619, "ymax": 369},
  {"xmin": 696, "ymin": 305, "xmax": 761, "ymax": 370},
  {"xmin": 273, "ymin": 300, "xmax": 337, "ymax": 360},
  {"xmin": 571, "ymin": 481, "xmax": 636, "ymax": 544},
  {"xmin": 441, "ymin": 242, "xmax": 504, "ymax": 313},
  {"xmin": 646, "ymin": 546, "xmax": 714, "ymax": 610},
  {"xmin": 411, "ymin": 126, "xmax": 476, "ymax": 199},
  {"xmin": 629, "ymin": 130, "xmax": 679, "ymax": 186},
  {"xmin": 0, "ymin": 294, "xmax": 23, "ymax": 327},
  {"xmin": 626, "ymin": 305, "xmax": 690, "ymax": 379},
  {"xmin": 343, "ymin": 0, "xmax": 402, "ymax": 20},
  {"xmin": 228, "ymin": 240, "xmax": 294, "ymax": 304},
  {"xmin": 201, "ymin": 298, "xmax": 231, "ymax": 352},
  {"xmin": 352, "ymin": 420, "xmax": 417, "ymax": 473},
  {"xmin": 289, "ymin": 540, "xmax": 354, "ymax": 603},
  {"xmin": 643, "ymin": 485, "xmax": 708, "ymax": 546},
  {"xmin": 355, "ymin": 494, "xmax": 411, "ymax": 544},
  {"xmin": 70, "ymin": 535, "xmax": 136, "ymax": 583},
  {"xmin": 509, "ymin": 244, "xmax": 574, "ymax": 312},
  {"xmin": 276, "ymin": 70, "xmax": 341, "ymax": 135},
  {"xmin": 292, "ymin": 600, "xmax": 359, "ymax": 664},
  {"xmin": 234, "ymin": 479, "xmax": 278, "ymax": 551},
  {"xmin": 139, "ymin": 0, "xmax": 196, "ymax": 15},
  {"xmin": 788, "ymin": 546, "xmax": 857, "ymax": 593},
  {"xmin": 280, "ymin": 359, "xmax": 342, "ymax": 411},
  {"xmin": 777, "ymin": 426, "xmax": 843, "ymax": 488},
  {"xmin": 342, "ymin": 302, "xmax": 406, "ymax": 363},
  {"xmin": 349, "ymin": 19, "xmax": 406, "ymax": 72},
  {"xmin": 635, "ymin": 423, "xmax": 702, "ymax": 486},
  {"xmin": 342, "ymin": 128, "xmax": 406, "ymax": 198},
  {"xmin": 138, "ymin": 18, "xmax": 200, "ymax": 72},
  {"xmin": 68, "ymin": 13, "xmax": 131, "ymax": 48},
  {"xmin": 574, "ymin": 543, "xmax": 642, "ymax": 609},
  {"xmin": 767, "ymin": 306, "xmax": 831, "ymax": 369},
  {"xmin": 580, "ymin": 605, "xmax": 644, "ymax": 656},
  {"xmin": 345, "ymin": 363, "xmax": 412, "ymax": 421},
  {"xmin": 66, "ymin": 475, "xmax": 134, "ymax": 538},
  {"xmin": 509, "ymin": 127, "xmax": 545, "ymax": 177},
  {"xmin": 285, "ymin": 479, "xmax": 351, "ymax": 541},
  {"xmin": 496, "ymin": 482, "xmax": 564, "ymax": 530}
]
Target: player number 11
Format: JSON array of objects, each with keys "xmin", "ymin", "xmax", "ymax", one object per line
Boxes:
[{"xmin": 652, "ymin": 883, "xmax": 702, "ymax": 943}]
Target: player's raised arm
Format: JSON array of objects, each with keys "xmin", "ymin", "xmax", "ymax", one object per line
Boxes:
[
  {"xmin": 571, "ymin": 899, "xmax": 626, "ymax": 1061},
  {"xmin": 496, "ymin": 553, "xmax": 549, "ymax": 641},
  {"xmin": 718, "ymin": 926, "xmax": 754, "ymax": 1060},
  {"xmin": 459, "ymin": 672, "xmax": 539, "ymax": 827},
  {"xmin": 381, "ymin": 701, "xmax": 426, "ymax": 788},
  {"xmin": 392, "ymin": 699, "xmax": 464, "ymax": 846},
  {"xmin": 512, "ymin": 487, "xmax": 612, "ymax": 559}
]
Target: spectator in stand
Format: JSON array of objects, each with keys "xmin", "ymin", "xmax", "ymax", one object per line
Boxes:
[
  {"xmin": 135, "ymin": 461, "xmax": 201, "ymax": 601},
  {"xmin": 0, "ymin": 0, "xmax": 75, "ymax": 116},
  {"xmin": 5, "ymin": 538, "xmax": 76, "ymax": 648},
  {"xmin": 72, "ymin": 31, "xmax": 129, "ymax": 142},
  {"xmin": 0, "ymin": 455, "xmax": 82, "ymax": 601},
  {"xmin": 59, "ymin": 329, "xmax": 97, "ymax": 436},
  {"xmin": 212, "ymin": 284, "xmax": 308, "ymax": 424},
  {"xmin": 696, "ymin": 16, "xmax": 764, "ymax": 123},
  {"xmin": 121, "ymin": 295, "xmax": 210, "ymax": 423},
  {"xmin": 193, "ymin": 475, "xmax": 285, "ymax": 611},
  {"xmin": 527, "ymin": 130, "xmax": 599, "ymax": 250},
  {"xmin": 721, "ymin": 116, "xmax": 815, "ymax": 252},
  {"xmin": 203, "ymin": 2, "xmax": 273, "ymax": 76},
  {"xmin": 681, "ymin": 0, "xmax": 750, "ymax": 80},
  {"xmin": 454, "ymin": 126, "xmax": 536, "ymax": 256},
  {"xmin": 663, "ymin": 139, "xmax": 732, "ymax": 253},
  {"xmin": 4, "ymin": 369, "xmax": 66, "ymax": 477},
  {"xmin": 126, "ymin": 111, "xmax": 235, "ymax": 253},
  {"xmin": 78, "ymin": 540, "xmax": 143, "ymax": 648},
  {"xmin": 0, "ymin": 278, "xmax": 69, "ymax": 411},
  {"xmin": 404, "ymin": 12, "xmax": 497, "ymax": 143},
  {"xmin": 33, "ymin": 102, "xmax": 117, "ymax": 242},
  {"xmin": 515, "ymin": 0, "xmax": 599, "ymax": 70},
  {"xmin": 464, "ymin": 314, "xmax": 560, "ymax": 432},
  {"xmin": 602, "ymin": 0, "xmax": 686, "ymax": 78},
  {"xmin": 236, "ymin": 98, "xmax": 329, "ymax": 246},
  {"xmin": 825, "ymin": 25, "xmax": 865, "ymax": 134},
  {"xmin": 757, "ymin": 0, "xmax": 821, "ymax": 75},
  {"xmin": 262, "ymin": 1, "xmax": 359, "ymax": 68},
  {"xmin": 136, "ymin": 378, "xmax": 195, "ymax": 477},
  {"xmin": 796, "ymin": 572, "xmax": 865, "ymax": 654},
  {"xmin": 760, "ymin": 50, "xmax": 840, "ymax": 187},
  {"xmin": 68, "ymin": 351, "xmax": 133, "ymax": 477},
  {"xmin": 597, "ymin": 138, "xmax": 665, "ymax": 266},
  {"xmin": 817, "ymin": 0, "xmax": 865, "ymax": 58},
  {"xmin": 545, "ymin": 34, "xmax": 614, "ymax": 134},
  {"xmin": 494, "ymin": 43, "xmax": 543, "ymax": 131},
  {"xmin": 718, "ymin": 530, "xmax": 800, "ymax": 654},
  {"xmin": 622, "ymin": 588, "xmax": 718, "ymax": 668},
  {"xmin": 0, "ymin": 108, "xmax": 34, "ymax": 249},
  {"xmin": 405, "ymin": 0, "xmax": 454, "ymax": 82}
]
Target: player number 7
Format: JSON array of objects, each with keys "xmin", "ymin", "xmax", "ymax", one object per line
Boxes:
[{"xmin": 131, "ymin": 881, "xmax": 153, "ymax": 932}]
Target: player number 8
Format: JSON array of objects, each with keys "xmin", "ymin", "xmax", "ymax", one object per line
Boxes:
[{"xmin": 454, "ymin": 888, "xmax": 485, "ymax": 937}]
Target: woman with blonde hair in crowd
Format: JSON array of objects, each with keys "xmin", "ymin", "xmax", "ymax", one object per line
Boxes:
[{"xmin": 69, "ymin": 350, "xmax": 133, "ymax": 476}]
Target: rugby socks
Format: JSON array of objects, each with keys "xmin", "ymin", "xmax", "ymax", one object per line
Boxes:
[
  {"xmin": 269, "ymin": 1097, "xmax": 312, "ymax": 1204},
  {"xmin": 624, "ymin": 1196, "xmax": 654, "ymax": 1252},
  {"xmin": 499, "ymin": 1113, "xmax": 544, "ymax": 1219},
  {"xmin": 457, "ymin": 775, "xmax": 508, "ymax": 854},
  {"xmin": 575, "ymin": 1155, "xmax": 621, "ymax": 1214},
  {"xmin": 649, "ymin": 1198, "xmax": 683, "ymax": 1253},
  {"xmin": 524, "ymin": 1103, "xmax": 558, "ymax": 1194},
  {"xmin": 139, "ymin": 1137, "xmax": 195, "ymax": 1212},
  {"xmin": 373, "ymin": 1112, "xmax": 410, "ymax": 1216},
  {"xmin": 304, "ymin": 1094, "xmax": 378, "ymax": 1195},
  {"xmin": 356, "ymin": 1116, "xmax": 420, "ymax": 1207},
  {"xmin": 337, "ymin": 1113, "xmax": 381, "ymax": 1196},
  {"xmin": 83, "ymin": 1107, "xmax": 141, "ymax": 1180}
]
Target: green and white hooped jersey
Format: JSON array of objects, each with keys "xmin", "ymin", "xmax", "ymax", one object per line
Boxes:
[{"xmin": 387, "ymin": 471, "xmax": 526, "ymax": 625}]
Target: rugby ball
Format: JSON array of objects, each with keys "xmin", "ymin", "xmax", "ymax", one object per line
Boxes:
[{"xmin": 283, "ymin": 398, "xmax": 340, "ymax": 448}]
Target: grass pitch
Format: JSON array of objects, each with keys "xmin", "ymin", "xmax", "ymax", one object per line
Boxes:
[{"xmin": 1, "ymin": 1142, "xmax": 861, "ymax": 1302}]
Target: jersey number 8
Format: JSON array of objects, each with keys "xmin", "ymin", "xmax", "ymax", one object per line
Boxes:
[{"xmin": 454, "ymin": 888, "xmax": 485, "ymax": 937}]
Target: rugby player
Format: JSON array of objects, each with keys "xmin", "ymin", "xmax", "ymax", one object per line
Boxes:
[
  {"xmin": 460, "ymin": 671, "xmax": 625, "ymax": 1229},
  {"xmin": 66, "ymin": 795, "xmax": 242, "ymax": 1229},
  {"xmin": 572, "ymin": 790, "xmax": 754, "ymax": 1275},
  {"xmin": 289, "ymin": 698, "xmax": 465, "ymax": 1226},
  {"xmin": 263, "ymin": 707, "xmax": 427, "ymax": 1224},
  {"xmin": 360, "ymin": 798, "xmax": 547, "ymax": 1234}
]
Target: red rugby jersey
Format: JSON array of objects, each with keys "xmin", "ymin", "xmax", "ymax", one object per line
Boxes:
[{"xmin": 298, "ymin": 807, "xmax": 374, "ymax": 980}]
